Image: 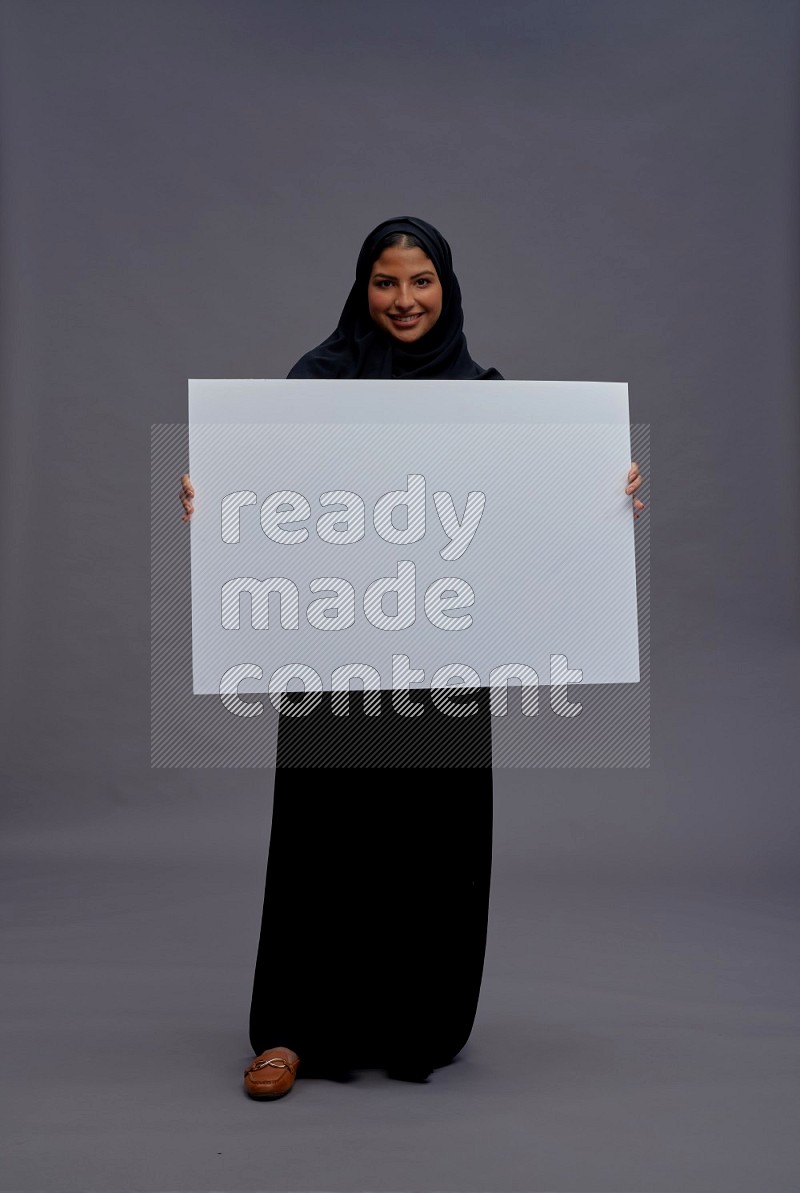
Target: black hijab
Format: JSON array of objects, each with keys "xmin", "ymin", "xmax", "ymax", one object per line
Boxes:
[{"xmin": 287, "ymin": 216, "xmax": 503, "ymax": 380}]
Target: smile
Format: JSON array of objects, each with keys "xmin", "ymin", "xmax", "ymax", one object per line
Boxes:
[{"xmin": 389, "ymin": 313, "xmax": 423, "ymax": 325}]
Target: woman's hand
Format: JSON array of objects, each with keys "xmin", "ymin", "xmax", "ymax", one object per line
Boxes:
[
  {"xmin": 625, "ymin": 462, "xmax": 646, "ymax": 519},
  {"xmin": 179, "ymin": 474, "xmax": 195, "ymax": 521}
]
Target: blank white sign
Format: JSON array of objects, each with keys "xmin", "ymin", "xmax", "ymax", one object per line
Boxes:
[{"xmin": 188, "ymin": 379, "xmax": 640, "ymax": 696}]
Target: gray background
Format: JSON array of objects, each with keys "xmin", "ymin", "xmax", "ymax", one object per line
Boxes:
[{"xmin": 1, "ymin": 1, "xmax": 798, "ymax": 1190}]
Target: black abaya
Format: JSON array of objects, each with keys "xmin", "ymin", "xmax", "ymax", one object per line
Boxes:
[
  {"xmin": 248, "ymin": 216, "xmax": 500, "ymax": 1076},
  {"xmin": 249, "ymin": 689, "xmax": 493, "ymax": 1075}
]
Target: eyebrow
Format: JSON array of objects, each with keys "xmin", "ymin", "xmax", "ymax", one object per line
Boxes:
[{"xmin": 371, "ymin": 270, "xmax": 436, "ymax": 280}]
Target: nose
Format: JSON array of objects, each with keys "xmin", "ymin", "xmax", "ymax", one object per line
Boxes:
[{"xmin": 394, "ymin": 285, "xmax": 415, "ymax": 310}]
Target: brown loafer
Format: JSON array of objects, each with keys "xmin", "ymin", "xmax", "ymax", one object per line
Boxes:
[{"xmin": 244, "ymin": 1047, "xmax": 300, "ymax": 1100}]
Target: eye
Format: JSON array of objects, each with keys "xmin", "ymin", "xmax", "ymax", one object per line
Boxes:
[{"xmin": 373, "ymin": 279, "xmax": 394, "ymax": 288}]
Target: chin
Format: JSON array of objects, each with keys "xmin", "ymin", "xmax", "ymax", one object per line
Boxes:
[{"xmin": 390, "ymin": 330, "xmax": 425, "ymax": 343}]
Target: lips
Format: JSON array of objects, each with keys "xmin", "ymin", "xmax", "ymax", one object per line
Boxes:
[{"xmin": 389, "ymin": 313, "xmax": 423, "ymax": 325}]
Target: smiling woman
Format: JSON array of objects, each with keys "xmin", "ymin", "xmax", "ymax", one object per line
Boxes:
[
  {"xmin": 178, "ymin": 216, "xmax": 645, "ymax": 1103},
  {"xmin": 242, "ymin": 217, "xmax": 502, "ymax": 1098},
  {"xmin": 367, "ymin": 244, "xmax": 443, "ymax": 340},
  {"xmin": 285, "ymin": 217, "xmax": 503, "ymax": 380}
]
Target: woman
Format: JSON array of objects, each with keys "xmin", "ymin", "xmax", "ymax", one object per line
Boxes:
[{"xmin": 180, "ymin": 217, "xmax": 646, "ymax": 1100}]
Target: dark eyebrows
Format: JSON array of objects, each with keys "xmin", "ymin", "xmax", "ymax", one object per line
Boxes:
[{"xmin": 371, "ymin": 270, "xmax": 436, "ymax": 280}]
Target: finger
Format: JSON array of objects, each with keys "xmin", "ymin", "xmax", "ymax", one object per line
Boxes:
[
  {"xmin": 628, "ymin": 461, "xmax": 639, "ymax": 480},
  {"xmin": 180, "ymin": 474, "xmax": 195, "ymax": 496},
  {"xmin": 633, "ymin": 499, "xmax": 645, "ymax": 510},
  {"xmin": 625, "ymin": 475, "xmax": 643, "ymax": 494}
]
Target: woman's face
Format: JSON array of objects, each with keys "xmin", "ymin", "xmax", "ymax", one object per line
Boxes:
[{"xmin": 367, "ymin": 245, "xmax": 443, "ymax": 342}]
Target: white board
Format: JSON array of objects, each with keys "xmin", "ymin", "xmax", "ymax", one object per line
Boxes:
[{"xmin": 188, "ymin": 379, "xmax": 640, "ymax": 700}]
